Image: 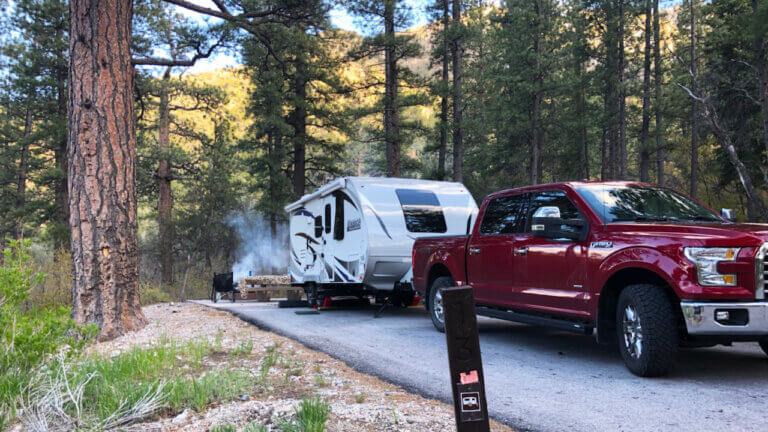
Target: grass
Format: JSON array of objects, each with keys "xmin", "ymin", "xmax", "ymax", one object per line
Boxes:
[
  {"xmin": 62, "ymin": 338, "xmax": 259, "ymax": 424},
  {"xmin": 259, "ymin": 344, "xmax": 281, "ymax": 382},
  {"xmin": 279, "ymin": 398, "xmax": 330, "ymax": 432},
  {"xmin": 354, "ymin": 392, "xmax": 367, "ymax": 404}
]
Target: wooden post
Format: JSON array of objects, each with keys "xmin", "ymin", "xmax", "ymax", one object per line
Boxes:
[{"xmin": 443, "ymin": 286, "xmax": 490, "ymax": 432}]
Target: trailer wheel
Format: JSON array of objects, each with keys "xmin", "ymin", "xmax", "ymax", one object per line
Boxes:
[
  {"xmin": 429, "ymin": 276, "xmax": 453, "ymax": 333},
  {"xmin": 616, "ymin": 284, "xmax": 679, "ymax": 377},
  {"xmin": 759, "ymin": 337, "xmax": 768, "ymax": 357},
  {"xmin": 306, "ymin": 283, "xmax": 319, "ymax": 308}
]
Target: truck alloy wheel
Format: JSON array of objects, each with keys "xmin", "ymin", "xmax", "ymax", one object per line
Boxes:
[
  {"xmin": 622, "ymin": 304, "xmax": 643, "ymax": 359},
  {"xmin": 429, "ymin": 276, "xmax": 454, "ymax": 333},
  {"xmin": 616, "ymin": 284, "xmax": 679, "ymax": 377}
]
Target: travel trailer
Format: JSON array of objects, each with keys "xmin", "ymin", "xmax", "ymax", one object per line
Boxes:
[{"xmin": 285, "ymin": 177, "xmax": 478, "ymax": 306}]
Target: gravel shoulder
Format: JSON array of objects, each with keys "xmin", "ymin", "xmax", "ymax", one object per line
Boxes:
[
  {"xmin": 195, "ymin": 300, "xmax": 768, "ymax": 432},
  {"xmin": 100, "ymin": 303, "xmax": 512, "ymax": 431}
]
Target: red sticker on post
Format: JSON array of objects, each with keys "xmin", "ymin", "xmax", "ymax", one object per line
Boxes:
[{"xmin": 460, "ymin": 370, "xmax": 479, "ymax": 384}]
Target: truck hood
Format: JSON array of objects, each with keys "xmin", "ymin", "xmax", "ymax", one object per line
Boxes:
[{"xmin": 605, "ymin": 222, "xmax": 768, "ymax": 246}]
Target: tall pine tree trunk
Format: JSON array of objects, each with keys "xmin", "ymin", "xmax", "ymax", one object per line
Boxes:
[
  {"xmin": 290, "ymin": 54, "xmax": 308, "ymax": 196},
  {"xmin": 16, "ymin": 109, "xmax": 32, "ymax": 239},
  {"xmin": 157, "ymin": 68, "xmax": 174, "ymax": 289},
  {"xmin": 654, "ymin": 0, "xmax": 665, "ymax": 185},
  {"xmin": 69, "ymin": 0, "xmax": 146, "ymax": 341},
  {"xmin": 438, "ymin": 0, "xmax": 449, "ymax": 180},
  {"xmin": 451, "ymin": 0, "xmax": 463, "ymax": 183},
  {"xmin": 530, "ymin": 0, "xmax": 543, "ymax": 185},
  {"xmin": 639, "ymin": 0, "xmax": 652, "ymax": 182},
  {"xmin": 617, "ymin": 0, "xmax": 627, "ymax": 179},
  {"xmin": 384, "ymin": 0, "xmax": 401, "ymax": 177},
  {"xmin": 690, "ymin": 0, "xmax": 698, "ymax": 197},
  {"xmin": 54, "ymin": 31, "xmax": 70, "ymax": 251}
]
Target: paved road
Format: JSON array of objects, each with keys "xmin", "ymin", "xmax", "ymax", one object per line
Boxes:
[{"xmin": 194, "ymin": 300, "xmax": 768, "ymax": 432}]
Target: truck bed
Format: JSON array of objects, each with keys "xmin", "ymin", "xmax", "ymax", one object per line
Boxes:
[{"xmin": 411, "ymin": 235, "xmax": 469, "ymax": 295}]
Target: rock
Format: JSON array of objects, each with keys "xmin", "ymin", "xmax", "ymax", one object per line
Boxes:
[{"xmin": 172, "ymin": 408, "xmax": 192, "ymax": 425}]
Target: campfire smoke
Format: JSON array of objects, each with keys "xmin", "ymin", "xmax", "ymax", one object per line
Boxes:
[{"xmin": 226, "ymin": 210, "xmax": 288, "ymax": 281}]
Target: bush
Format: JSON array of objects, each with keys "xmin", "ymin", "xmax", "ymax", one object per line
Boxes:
[
  {"xmin": 140, "ymin": 282, "xmax": 172, "ymax": 305},
  {"xmin": 0, "ymin": 240, "xmax": 94, "ymax": 419},
  {"xmin": 30, "ymin": 248, "xmax": 72, "ymax": 309}
]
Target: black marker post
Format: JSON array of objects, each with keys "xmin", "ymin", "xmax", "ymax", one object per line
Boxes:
[{"xmin": 443, "ymin": 286, "xmax": 490, "ymax": 432}]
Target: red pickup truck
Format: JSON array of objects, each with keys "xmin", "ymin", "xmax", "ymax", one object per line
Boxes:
[{"xmin": 412, "ymin": 181, "xmax": 768, "ymax": 376}]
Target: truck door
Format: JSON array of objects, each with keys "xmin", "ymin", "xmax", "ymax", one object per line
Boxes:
[
  {"xmin": 511, "ymin": 190, "xmax": 589, "ymax": 319},
  {"xmin": 466, "ymin": 193, "xmax": 527, "ymax": 306}
]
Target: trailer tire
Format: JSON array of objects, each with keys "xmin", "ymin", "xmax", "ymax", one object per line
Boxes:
[
  {"xmin": 759, "ymin": 337, "xmax": 768, "ymax": 357},
  {"xmin": 616, "ymin": 284, "xmax": 679, "ymax": 377},
  {"xmin": 429, "ymin": 276, "xmax": 453, "ymax": 333}
]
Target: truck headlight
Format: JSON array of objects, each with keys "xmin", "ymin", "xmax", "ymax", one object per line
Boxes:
[{"xmin": 684, "ymin": 247, "xmax": 740, "ymax": 286}]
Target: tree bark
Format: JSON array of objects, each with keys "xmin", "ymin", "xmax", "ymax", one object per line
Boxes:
[
  {"xmin": 654, "ymin": 0, "xmax": 665, "ymax": 185},
  {"xmin": 639, "ymin": 0, "xmax": 652, "ymax": 182},
  {"xmin": 617, "ymin": 0, "xmax": 627, "ymax": 180},
  {"xmin": 530, "ymin": 0, "xmax": 543, "ymax": 185},
  {"xmin": 69, "ymin": 0, "xmax": 146, "ymax": 341},
  {"xmin": 437, "ymin": 0, "xmax": 449, "ymax": 180},
  {"xmin": 690, "ymin": 0, "xmax": 698, "ymax": 197},
  {"xmin": 54, "ymin": 25, "xmax": 70, "ymax": 251},
  {"xmin": 383, "ymin": 0, "xmax": 401, "ymax": 178},
  {"xmin": 16, "ymin": 109, "xmax": 32, "ymax": 239},
  {"xmin": 451, "ymin": 0, "xmax": 463, "ymax": 183},
  {"xmin": 289, "ymin": 52, "xmax": 308, "ymax": 196},
  {"xmin": 157, "ymin": 68, "xmax": 174, "ymax": 288}
]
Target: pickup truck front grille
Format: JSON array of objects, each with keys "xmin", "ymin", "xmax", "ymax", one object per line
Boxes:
[{"xmin": 756, "ymin": 243, "xmax": 768, "ymax": 300}]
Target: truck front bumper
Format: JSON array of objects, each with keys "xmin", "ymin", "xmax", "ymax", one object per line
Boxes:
[{"xmin": 681, "ymin": 301, "xmax": 768, "ymax": 336}]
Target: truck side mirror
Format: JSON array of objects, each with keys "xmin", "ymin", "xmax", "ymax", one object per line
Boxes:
[
  {"xmin": 531, "ymin": 217, "xmax": 587, "ymax": 242},
  {"xmin": 721, "ymin": 208, "xmax": 736, "ymax": 222}
]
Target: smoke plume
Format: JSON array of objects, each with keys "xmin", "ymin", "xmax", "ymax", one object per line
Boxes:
[{"xmin": 226, "ymin": 210, "xmax": 289, "ymax": 280}]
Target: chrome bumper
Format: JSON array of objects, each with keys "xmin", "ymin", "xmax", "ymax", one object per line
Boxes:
[{"xmin": 681, "ymin": 301, "xmax": 768, "ymax": 335}]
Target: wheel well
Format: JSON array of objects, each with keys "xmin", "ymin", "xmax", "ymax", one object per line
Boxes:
[
  {"xmin": 596, "ymin": 268, "xmax": 681, "ymax": 345},
  {"xmin": 426, "ymin": 264, "xmax": 453, "ymax": 308}
]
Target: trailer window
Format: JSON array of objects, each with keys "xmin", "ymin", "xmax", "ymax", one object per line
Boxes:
[
  {"xmin": 324, "ymin": 204, "xmax": 331, "ymax": 233},
  {"xmin": 334, "ymin": 193, "xmax": 345, "ymax": 240},
  {"xmin": 395, "ymin": 189, "xmax": 447, "ymax": 233},
  {"xmin": 314, "ymin": 216, "xmax": 323, "ymax": 238}
]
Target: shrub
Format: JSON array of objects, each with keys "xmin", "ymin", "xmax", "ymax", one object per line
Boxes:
[
  {"xmin": 0, "ymin": 240, "xmax": 94, "ymax": 416},
  {"xmin": 140, "ymin": 282, "xmax": 172, "ymax": 305},
  {"xmin": 30, "ymin": 248, "xmax": 72, "ymax": 309}
]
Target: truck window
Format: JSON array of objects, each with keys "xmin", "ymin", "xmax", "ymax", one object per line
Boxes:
[
  {"xmin": 324, "ymin": 204, "xmax": 331, "ymax": 233},
  {"xmin": 526, "ymin": 190, "xmax": 581, "ymax": 232},
  {"xmin": 395, "ymin": 189, "xmax": 448, "ymax": 233},
  {"xmin": 314, "ymin": 216, "xmax": 323, "ymax": 238},
  {"xmin": 334, "ymin": 193, "xmax": 345, "ymax": 240},
  {"xmin": 479, "ymin": 194, "xmax": 527, "ymax": 235}
]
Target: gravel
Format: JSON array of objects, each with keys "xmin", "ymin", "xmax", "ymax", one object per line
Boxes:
[{"xmin": 101, "ymin": 303, "xmax": 512, "ymax": 432}]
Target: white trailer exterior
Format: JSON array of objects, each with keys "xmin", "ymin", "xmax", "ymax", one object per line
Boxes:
[{"xmin": 285, "ymin": 177, "xmax": 477, "ymax": 299}]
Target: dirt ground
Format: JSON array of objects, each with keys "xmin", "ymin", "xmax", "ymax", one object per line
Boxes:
[{"xmin": 99, "ymin": 303, "xmax": 513, "ymax": 432}]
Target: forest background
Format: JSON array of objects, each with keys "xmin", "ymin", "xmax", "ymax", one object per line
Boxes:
[{"xmin": 2, "ymin": 0, "xmax": 768, "ymax": 301}]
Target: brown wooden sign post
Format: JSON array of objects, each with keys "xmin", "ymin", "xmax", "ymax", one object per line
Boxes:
[{"xmin": 443, "ymin": 286, "xmax": 491, "ymax": 432}]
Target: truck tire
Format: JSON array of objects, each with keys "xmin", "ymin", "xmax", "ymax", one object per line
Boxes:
[
  {"xmin": 759, "ymin": 337, "xmax": 768, "ymax": 356},
  {"xmin": 429, "ymin": 276, "xmax": 453, "ymax": 333},
  {"xmin": 616, "ymin": 284, "xmax": 679, "ymax": 377}
]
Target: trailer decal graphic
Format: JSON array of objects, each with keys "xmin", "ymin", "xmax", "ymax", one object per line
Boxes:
[{"xmin": 368, "ymin": 206, "xmax": 393, "ymax": 239}]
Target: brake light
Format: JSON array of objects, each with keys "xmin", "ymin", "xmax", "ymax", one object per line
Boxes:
[{"xmin": 412, "ymin": 245, "xmax": 417, "ymax": 266}]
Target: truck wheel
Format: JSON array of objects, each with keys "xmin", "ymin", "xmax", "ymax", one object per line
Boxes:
[
  {"xmin": 429, "ymin": 276, "xmax": 453, "ymax": 333},
  {"xmin": 616, "ymin": 284, "xmax": 679, "ymax": 377},
  {"xmin": 759, "ymin": 337, "xmax": 768, "ymax": 356}
]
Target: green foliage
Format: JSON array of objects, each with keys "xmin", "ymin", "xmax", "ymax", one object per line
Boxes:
[
  {"xmin": 279, "ymin": 398, "xmax": 330, "ymax": 432},
  {"xmin": 0, "ymin": 241, "xmax": 95, "ymax": 417},
  {"xmin": 140, "ymin": 282, "xmax": 173, "ymax": 305}
]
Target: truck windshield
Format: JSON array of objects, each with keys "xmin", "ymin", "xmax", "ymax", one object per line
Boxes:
[{"xmin": 575, "ymin": 185, "xmax": 723, "ymax": 223}]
